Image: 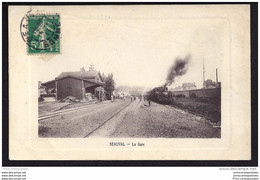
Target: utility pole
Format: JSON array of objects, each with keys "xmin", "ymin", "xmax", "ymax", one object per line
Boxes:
[
  {"xmin": 203, "ymin": 58, "xmax": 205, "ymax": 88},
  {"xmin": 216, "ymin": 68, "xmax": 218, "ymax": 83}
]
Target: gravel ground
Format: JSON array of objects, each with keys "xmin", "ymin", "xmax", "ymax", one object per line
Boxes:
[
  {"xmin": 58, "ymin": 101, "xmax": 103, "ymax": 110},
  {"xmin": 87, "ymin": 101, "xmax": 137, "ymax": 138},
  {"xmin": 112, "ymin": 101, "xmax": 221, "ymax": 138},
  {"xmin": 38, "ymin": 102, "xmax": 70, "ymax": 115},
  {"xmin": 38, "ymin": 100, "xmax": 130, "ymax": 137},
  {"xmin": 170, "ymin": 97, "xmax": 221, "ymax": 124},
  {"xmin": 39, "ymin": 100, "xmax": 220, "ymax": 138}
]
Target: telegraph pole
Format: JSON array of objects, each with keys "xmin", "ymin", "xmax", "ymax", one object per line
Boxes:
[
  {"xmin": 203, "ymin": 58, "xmax": 205, "ymax": 88},
  {"xmin": 216, "ymin": 68, "xmax": 218, "ymax": 83}
]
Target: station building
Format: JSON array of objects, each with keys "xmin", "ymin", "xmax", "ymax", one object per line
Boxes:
[{"xmin": 42, "ymin": 67, "xmax": 106, "ymax": 101}]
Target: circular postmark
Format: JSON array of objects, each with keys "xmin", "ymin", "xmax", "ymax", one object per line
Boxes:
[{"xmin": 20, "ymin": 12, "xmax": 61, "ymax": 54}]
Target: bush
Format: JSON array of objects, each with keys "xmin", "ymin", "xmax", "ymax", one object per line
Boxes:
[
  {"xmin": 38, "ymin": 96, "xmax": 44, "ymax": 102},
  {"xmin": 190, "ymin": 93, "xmax": 197, "ymax": 98},
  {"xmin": 175, "ymin": 94, "xmax": 185, "ymax": 98}
]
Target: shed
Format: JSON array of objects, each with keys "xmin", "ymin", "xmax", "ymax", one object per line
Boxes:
[{"xmin": 42, "ymin": 68, "xmax": 105, "ymax": 101}]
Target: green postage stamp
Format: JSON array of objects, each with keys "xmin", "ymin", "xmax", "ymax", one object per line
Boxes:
[{"xmin": 23, "ymin": 14, "xmax": 61, "ymax": 54}]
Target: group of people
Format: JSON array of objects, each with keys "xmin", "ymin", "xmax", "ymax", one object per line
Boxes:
[
  {"xmin": 130, "ymin": 96, "xmax": 136, "ymax": 101},
  {"xmin": 110, "ymin": 94, "xmax": 151, "ymax": 106}
]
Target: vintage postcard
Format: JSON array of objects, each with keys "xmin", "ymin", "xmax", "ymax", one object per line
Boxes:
[{"xmin": 8, "ymin": 5, "xmax": 251, "ymax": 160}]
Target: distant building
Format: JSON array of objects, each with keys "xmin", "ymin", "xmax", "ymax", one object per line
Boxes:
[
  {"xmin": 204, "ymin": 79, "xmax": 220, "ymax": 89},
  {"xmin": 182, "ymin": 83, "xmax": 197, "ymax": 90},
  {"xmin": 172, "ymin": 86, "xmax": 182, "ymax": 91},
  {"xmin": 38, "ymin": 81, "xmax": 47, "ymax": 97},
  {"xmin": 42, "ymin": 66, "xmax": 105, "ymax": 101}
]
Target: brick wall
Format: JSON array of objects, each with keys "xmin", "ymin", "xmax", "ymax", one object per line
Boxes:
[{"xmin": 171, "ymin": 88, "xmax": 221, "ymax": 98}]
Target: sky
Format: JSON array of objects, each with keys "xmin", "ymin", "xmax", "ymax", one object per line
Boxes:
[{"xmin": 37, "ymin": 8, "xmax": 228, "ymax": 89}]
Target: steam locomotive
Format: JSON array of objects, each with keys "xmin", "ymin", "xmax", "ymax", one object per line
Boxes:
[{"xmin": 147, "ymin": 85, "xmax": 172, "ymax": 105}]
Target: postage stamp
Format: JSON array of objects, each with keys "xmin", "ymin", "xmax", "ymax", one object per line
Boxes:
[{"xmin": 22, "ymin": 14, "xmax": 60, "ymax": 54}]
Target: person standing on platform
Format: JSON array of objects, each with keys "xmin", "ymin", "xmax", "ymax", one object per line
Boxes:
[{"xmin": 147, "ymin": 96, "xmax": 151, "ymax": 106}]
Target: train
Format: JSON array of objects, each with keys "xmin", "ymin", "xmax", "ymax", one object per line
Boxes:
[{"xmin": 147, "ymin": 85, "xmax": 172, "ymax": 105}]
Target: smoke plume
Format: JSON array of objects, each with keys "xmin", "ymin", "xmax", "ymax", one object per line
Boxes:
[{"xmin": 165, "ymin": 55, "xmax": 191, "ymax": 86}]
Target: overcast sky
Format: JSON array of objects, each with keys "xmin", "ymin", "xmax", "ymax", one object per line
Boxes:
[{"xmin": 37, "ymin": 9, "xmax": 227, "ymax": 89}]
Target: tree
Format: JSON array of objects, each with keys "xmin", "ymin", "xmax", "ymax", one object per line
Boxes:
[
  {"xmin": 205, "ymin": 79, "xmax": 214, "ymax": 88},
  {"xmin": 104, "ymin": 73, "xmax": 115, "ymax": 100}
]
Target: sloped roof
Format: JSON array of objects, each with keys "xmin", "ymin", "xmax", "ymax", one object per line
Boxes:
[
  {"xmin": 56, "ymin": 70, "xmax": 98, "ymax": 80},
  {"xmin": 42, "ymin": 70, "xmax": 105, "ymax": 87}
]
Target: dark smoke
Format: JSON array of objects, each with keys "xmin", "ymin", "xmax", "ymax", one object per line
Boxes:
[{"xmin": 165, "ymin": 55, "xmax": 191, "ymax": 86}]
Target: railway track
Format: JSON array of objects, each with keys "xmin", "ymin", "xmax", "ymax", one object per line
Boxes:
[
  {"xmin": 38, "ymin": 101, "xmax": 110, "ymax": 121},
  {"xmin": 84, "ymin": 101, "xmax": 133, "ymax": 138}
]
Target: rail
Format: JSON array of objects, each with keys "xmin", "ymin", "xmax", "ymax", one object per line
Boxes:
[{"xmin": 84, "ymin": 101, "xmax": 132, "ymax": 138}]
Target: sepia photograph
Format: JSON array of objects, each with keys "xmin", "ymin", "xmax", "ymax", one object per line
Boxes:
[
  {"xmin": 6, "ymin": 4, "xmax": 253, "ymax": 161},
  {"xmin": 36, "ymin": 9, "xmax": 222, "ymax": 139}
]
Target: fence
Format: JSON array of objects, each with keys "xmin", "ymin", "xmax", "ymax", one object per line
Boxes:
[{"xmin": 171, "ymin": 88, "xmax": 221, "ymax": 98}]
